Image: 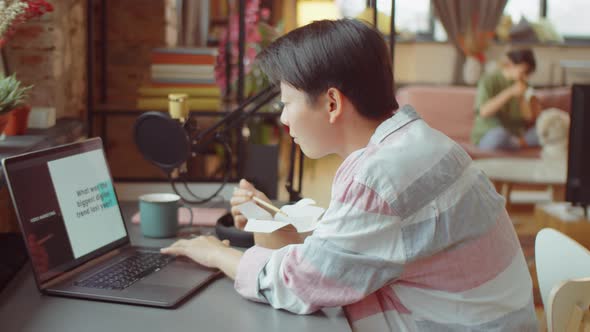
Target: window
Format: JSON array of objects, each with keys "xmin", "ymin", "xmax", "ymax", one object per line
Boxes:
[
  {"xmin": 335, "ymin": 0, "xmax": 432, "ymax": 37},
  {"xmin": 504, "ymin": 0, "xmax": 541, "ymax": 22},
  {"xmin": 334, "ymin": 0, "xmax": 365, "ymax": 18},
  {"xmin": 394, "ymin": 0, "xmax": 431, "ymax": 34},
  {"xmin": 333, "ymin": 0, "xmax": 589, "ymax": 42},
  {"xmin": 547, "ymin": 0, "xmax": 590, "ymax": 37}
]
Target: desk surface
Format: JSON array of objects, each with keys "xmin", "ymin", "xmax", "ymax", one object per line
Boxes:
[
  {"xmin": 0, "ymin": 202, "xmax": 350, "ymax": 332},
  {"xmin": 0, "ymin": 119, "xmax": 85, "ymax": 188}
]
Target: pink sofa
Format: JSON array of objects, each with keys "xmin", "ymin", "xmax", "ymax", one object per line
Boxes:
[{"xmin": 396, "ymin": 85, "xmax": 571, "ymax": 159}]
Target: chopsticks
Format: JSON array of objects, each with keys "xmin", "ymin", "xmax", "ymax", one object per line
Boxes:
[{"xmin": 252, "ymin": 196, "xmax": 289, "ymax": 217}]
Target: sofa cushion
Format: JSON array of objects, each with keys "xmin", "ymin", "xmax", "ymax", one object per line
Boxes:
[
  {"xmin": 396, "ymin": 86, "xmax": 476, "ymax": 143},
  {"xmin": 395, "ymin": 85, "xmax": 571, "ymax": 159},
  {"xmin": 536, "ymin": 86, "xmax": 571, "ymax": 111}
]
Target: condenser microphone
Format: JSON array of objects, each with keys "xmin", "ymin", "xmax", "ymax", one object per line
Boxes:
[{"xmin": 134, "ymin": 111, "xmax": 191, "ymax": 173}]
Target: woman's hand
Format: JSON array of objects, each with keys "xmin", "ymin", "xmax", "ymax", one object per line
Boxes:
[
  {"xmin": 160, "ymin": 236, "xmax": 230, "ymax": 268},
  {"xmin": 161, "ymin": 236, "xmax": 243, "ymax": 279},
  {"xmin": 230, "ymin": 179, "xmax": 271, "ymax": 230}
]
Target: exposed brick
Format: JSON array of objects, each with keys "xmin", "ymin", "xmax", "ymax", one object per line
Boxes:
[
  {"xmin": 19, "ymin": 54, "xmax": 45, "ymax": 66},
  {"xmin": 5, "ymin": 0, "xmax": 86, "ymax": 116},
  {"xmin": 106, "ymin": 1, "xmax": 166, "ymax": 43},
  {"xmin": 13, "ymin": 24, "xmax": 45, "ymax": 39},
  {"xmin": 8, "ymin": 23, "xmax": 56, "ymax": 49},
  {"xmin": 2, "ymin": 0, "xmax": 182, "ymax": 177}
]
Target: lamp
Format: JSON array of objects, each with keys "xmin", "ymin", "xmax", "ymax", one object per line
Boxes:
[
  {"xmin": 296, "ymin": 1, "xmax": 342, "ymax": 27},
  {"xmin": 134, "ymin": 85, "xmax": 303, "ymax": 204}
]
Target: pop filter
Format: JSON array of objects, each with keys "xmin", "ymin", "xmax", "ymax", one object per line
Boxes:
[
  {"xmin": 134, "ymin": 111, "xmax": 191, "ymax": 172},
  {"xmin": 132, "ymin": 86, "xmax": 294, "ymax": 204}
]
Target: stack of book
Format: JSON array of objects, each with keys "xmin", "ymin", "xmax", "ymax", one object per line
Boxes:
[{"xmin": 137, "ymin": 47, "xmax": 222, "ymax": 111}]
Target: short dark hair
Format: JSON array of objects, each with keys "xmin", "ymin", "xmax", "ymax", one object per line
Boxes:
[
  {"xmin": 257, "ymin": 19, "xmax": 399, "ymax": 120},
  {"xmin": 506, "ymin": 49, "xmax": 536, "ymax": 74}
]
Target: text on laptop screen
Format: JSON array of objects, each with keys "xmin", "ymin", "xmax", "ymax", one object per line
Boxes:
[{"xmin": 5, "ymin": 144, "xmax": 127, "ymax": 282}]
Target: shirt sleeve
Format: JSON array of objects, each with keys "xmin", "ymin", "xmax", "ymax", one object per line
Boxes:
[
  {"xmin": 474, "ymin": 73, "xmax": 494, "ymax": 114},
  {"xmin": 234, "ymin": 180, "xmax": 406, "ymax": 315}
]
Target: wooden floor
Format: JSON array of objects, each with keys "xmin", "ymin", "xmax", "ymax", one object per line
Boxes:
[
  {"xmin": 513, "ymin": 207, "xmax": 548, "ymax": 331},
  {"xmin": 285, "ymin": 155, "xmax": 548, "ymax": 330}
]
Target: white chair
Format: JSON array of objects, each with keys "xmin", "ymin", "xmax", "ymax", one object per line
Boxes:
[{"xmin": 536, "ymin": 228, "xmax": 590, "ymax": 331}]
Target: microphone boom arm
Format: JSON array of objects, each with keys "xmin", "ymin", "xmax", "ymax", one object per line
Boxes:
[{"xmin": 188, "ymin": 85, "xmax": 281, "ymax": 152}]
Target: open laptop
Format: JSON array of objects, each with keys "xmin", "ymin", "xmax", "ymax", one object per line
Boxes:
[{"xmin": 1, "ymin": 137, "xmax": 220, "ymax": 308}]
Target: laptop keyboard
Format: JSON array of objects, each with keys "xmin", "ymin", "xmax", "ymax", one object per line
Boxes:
[{"xmin": 75, "ymin": 252, "xmax": 175, "ymax": 290}]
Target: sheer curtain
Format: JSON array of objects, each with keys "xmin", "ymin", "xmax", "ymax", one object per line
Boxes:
[{"xmin": 433, "ymin": 0, "xmax": 507, "ymax": 84}]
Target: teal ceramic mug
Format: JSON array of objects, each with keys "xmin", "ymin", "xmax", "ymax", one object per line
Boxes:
[{"xmin": 138, "ymin": 193, "xmax": 193, "ymax": 238}]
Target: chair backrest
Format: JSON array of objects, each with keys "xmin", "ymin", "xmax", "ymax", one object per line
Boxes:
[
  {"xmin": 548, "ymin": 277, "xmax": 590, "ymax": 332},
  {"xmin": 536, "ymin": 228, "xmax": 590, "ymax": 331}
]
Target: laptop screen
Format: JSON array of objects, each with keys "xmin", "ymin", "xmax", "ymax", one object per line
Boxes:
[{"xmin": 2, "ymin": 138, "xmax": 128, "ymax": 283}]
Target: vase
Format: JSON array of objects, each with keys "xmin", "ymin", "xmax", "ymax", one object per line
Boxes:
[
  {"xmin": 463, "ymin": 56, "xmax": 483, "ymax": 85},
  {"xmin": 4, "ymin": 104, "xmax": 31, "ymax": 136}
]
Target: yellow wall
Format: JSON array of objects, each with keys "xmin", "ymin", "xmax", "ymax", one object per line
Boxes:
[{"xmin": 394, "ymin": 42, "xmax": 590, "ymax": 86}]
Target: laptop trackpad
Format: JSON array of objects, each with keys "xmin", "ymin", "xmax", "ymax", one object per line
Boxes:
[{"xmin": 141, "ymin": 259, "xmax": 219, "ymax": 288}]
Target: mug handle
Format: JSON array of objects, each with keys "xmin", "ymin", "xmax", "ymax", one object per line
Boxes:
[{"xmin": 179, "ymin": 205, "xmax": 194, "ymax": 226}]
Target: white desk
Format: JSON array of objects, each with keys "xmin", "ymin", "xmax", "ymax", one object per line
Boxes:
[
  {"xmin": 473, "ymin": 158, "xmax": 567, "ymax": 210},
  {"xmin": 0, "ymin": 202, "xmax": 351, "ymax": 332},
  {"xmin": 560, "ymin": 60, "xmax": 590, "ymax": 85}
]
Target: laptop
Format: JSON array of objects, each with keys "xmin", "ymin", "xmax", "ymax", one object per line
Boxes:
[{"xmin": 1, "ymin": 137, "xmax": 220, "ymax": 308}]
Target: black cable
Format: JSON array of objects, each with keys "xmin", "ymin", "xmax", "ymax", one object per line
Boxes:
[
  {"xmin": 180, "ymin": 148, "xmax": 206, "ymax": 200},
  {"xmin": 168, "ymin": 136, "xmax": 233, "ymax": 205},
  {"xmin": 162, "ymin": 86, "xmax": 280, "ymax": 204},
  {"xmin": 182, "ymin": 176, "xmax": 206, "ymax": 200}
]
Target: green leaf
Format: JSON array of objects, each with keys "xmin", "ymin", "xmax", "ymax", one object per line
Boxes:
[{"xmin": 0, "ymin": 74, "xmax": 32, "ymax": 114}]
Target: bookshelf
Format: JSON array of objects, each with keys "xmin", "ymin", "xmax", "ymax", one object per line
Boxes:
[
  {"xmin": 85, "ymin": 1, "xmax": 394, "ymax": 184},
  {"xmin": 85, "ymin": 0, "xmax": 283, "ymax": 183}
]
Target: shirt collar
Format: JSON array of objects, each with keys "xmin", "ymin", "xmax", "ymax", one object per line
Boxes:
[{"xmin": 370, "ymin": 105, "xmax": 421, "ymax": 145}]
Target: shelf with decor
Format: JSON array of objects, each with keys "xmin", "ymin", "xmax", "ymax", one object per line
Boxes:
[{"xmin": 86, "ymin": 0, "xmax": 270, "ymax": 182}]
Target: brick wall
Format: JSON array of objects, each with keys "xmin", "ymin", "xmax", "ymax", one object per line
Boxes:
[
  {"xmin": 4, "ymin": 0, "xmax": 86, "ymax": 119},
  {"xmin": 4, "ymin": 0, "xmax": 203, "ymax": 180},
  {"xmin": 4, "ymin": 0, "xmax": 176, "ymax": 116},
  {"xmin": 93, "ymin": 0, "xmax": 174, "ymax": 106},
  {"xmin": 90, "ymin": 0, "xmax": 179, "ymax": 179}
]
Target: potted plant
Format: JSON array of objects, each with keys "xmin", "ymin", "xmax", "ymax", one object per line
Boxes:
[
  {"xmin": 0, "ymin": 1, "xmax": 52, "ymax": 137},
  {"xmin": 0, "ymin": 74, "xmax": 31, "ymax": 135}
]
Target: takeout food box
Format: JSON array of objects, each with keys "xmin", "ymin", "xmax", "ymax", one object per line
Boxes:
[
  {"xmin": 236, "ymin": 199, "xmax": 325, "ymax": 249},
  {"xmin": 252, "ymin": 225, "xmax": 311, "ymax": 249}
]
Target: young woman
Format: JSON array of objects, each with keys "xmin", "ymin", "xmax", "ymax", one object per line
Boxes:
[
  {"xmin": 471, "ymin": 49, "xmax": 542, "ymax": 151},
  {"xmin": 162, "ymin": 19, "xmax": 538, "ymax": 331}
]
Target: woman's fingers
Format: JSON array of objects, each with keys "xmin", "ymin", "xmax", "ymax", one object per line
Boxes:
[
  {"xmin": 233, "ymin": 188, "xmax": 254, "ymax": 197},
  {"xmin": 230, "ymin": 194, "xmax": 252, "ymax": 206},
  {"xmin": 166, "ymin": 239, "xmax": 189, "ymax": 249},
  {"xmin": 160, "ymin": 246, "xmax": 186, "ymax": 256},
  {"xmin": 234, "ymin": 215, "xmax": 247, "ymax": 230},
  {"xmin": 231, "ymin": 179, "xmax": 272, "ymax": 230},
  {"xmin": 239, "ymin": 179, "xmax": 255, "ymax": 191},
  {"xmin": 230, "ymin": 205, "xmax": 247, "ymax": 229},
  {"xmin": 230, "ymin": 206, "xmax": 244, "ymax": 217}
]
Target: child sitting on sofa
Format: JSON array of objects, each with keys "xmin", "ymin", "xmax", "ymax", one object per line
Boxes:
[{"xmin": 471, "ymin": 49, "xmax": 542, "ymax": 151}]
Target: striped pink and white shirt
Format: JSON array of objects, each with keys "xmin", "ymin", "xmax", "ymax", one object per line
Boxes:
[{"xmin": 234, "ymin": 105, "xmax": 538, "ymax": 331}]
